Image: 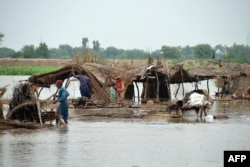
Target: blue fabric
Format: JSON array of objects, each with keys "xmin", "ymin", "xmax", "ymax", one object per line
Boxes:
[
  {"xmin": 57, "ymin": 87, "xmax": 70, "ymax": 121},
  {"xmin": 80, "ymin": 85, "xmax": 91, "ymax": 98},
  {"xmin": 110, "ymin": 86, "xmax": 116, "ymax": 102},
  {"xmin": 72, "ymin": 71, "xmax": 91, "ymax": 98}
]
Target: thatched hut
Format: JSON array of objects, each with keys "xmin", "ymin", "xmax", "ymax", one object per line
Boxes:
[
  {"xmin": 28, "ymin": 62, "xmax": 198, "ymax": 103},
  {"xmin": 188, "ymin": 62, "xmax": 249, "ymax": 96},
  {"xmin": 28, "ymin": 63, "xmax": 135, "ymax": 104}
]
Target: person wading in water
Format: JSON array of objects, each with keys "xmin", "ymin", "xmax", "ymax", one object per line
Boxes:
[{"xmin": 53, "ymin": 80, "xmax": 70, "ymax": 124}]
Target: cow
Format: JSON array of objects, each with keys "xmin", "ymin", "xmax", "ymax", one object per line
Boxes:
[{"xmin": 168, "ymin": 90, "xmax": 212, "ymax": 118}]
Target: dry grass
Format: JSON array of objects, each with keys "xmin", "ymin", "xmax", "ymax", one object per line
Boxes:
[{"xmin": 1, "ymin": 58, "xmax": 249, "ymax": 71}]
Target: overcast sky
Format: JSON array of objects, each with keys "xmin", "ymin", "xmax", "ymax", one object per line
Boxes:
[{"xmin": 1, "ymin": 0, "xmax": 250, "ymax": 51}]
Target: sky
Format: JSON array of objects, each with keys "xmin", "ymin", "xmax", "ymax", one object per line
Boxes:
[{"xmin": 0, "ymin": 0, "xmax": 250, "ymax": 51}]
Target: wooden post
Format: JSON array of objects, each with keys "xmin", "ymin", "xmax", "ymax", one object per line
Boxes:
[
  {"xmin": 35, "ymin": 99, "xmax": 43, "ymax": 126},
  {"xmin": 144, "ymin": 74, "xmax": 148, "ymax": 102},
  {"xmin": 154, "ymin": 69, "xmax": 159, "ymax": 101},
  {"xmin": 207, "ymin": 79, "xmax": 210, "ymax": 95},
  {"xmin": 180, "ymin": 67, "xmax": 185, "ymax": 96},
  {"xmin": 135, "ymin": 82, "xmax": 140, "ymax": 104},
  {"xmin": 175, "ymin": 83, "xmax": 180, "ymax": 98}
]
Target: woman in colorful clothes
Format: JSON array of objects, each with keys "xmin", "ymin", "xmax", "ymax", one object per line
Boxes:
[
  {"xmin": 53, "ymin": 80, "xmax": 70, "ymax": 124},
  {"xmin": 109, "ymin": 77, "xmax": 125, "ymax": 103},
  {"xmin": 71, "ymin": 69, "xmax": 91, "ymax": 99}
]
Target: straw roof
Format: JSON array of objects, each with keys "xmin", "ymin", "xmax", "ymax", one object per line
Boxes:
[{"xmin": 28, "ymin": 63, "xmax": 134, "ymax": 104}]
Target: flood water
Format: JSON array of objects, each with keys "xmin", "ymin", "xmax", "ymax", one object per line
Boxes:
[{"xmin": 1, "ymin": 76, "xmax": 250, "ymax": 167}]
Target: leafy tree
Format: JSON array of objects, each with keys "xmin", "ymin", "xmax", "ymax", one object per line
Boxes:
[
  {"xmin": 193, "ymin": 44, "xmax": 213, "ymax": 59},
  {"xmin": 58, "ymin": 44, "xmax": 74, "ymax": 58},
  {"xmin": 151, "ymin": 49, "xmax": 162, "ymax": 59},
  {"xmin": 82, "ymin": 37, "xmax": 89, "ymax": 49},
  {"xmin": 225, "ymin": 43, "xmax": 250, "ymax": 63},
  {"xmin": 0, "ymin": 47, "xmax": 15, "ymax": 58},
  {"xmin": 0, "ymin": 32, "xmax": 4, "ymax": 45},
  {"xmin": 181, "ymin": 45, "xmax": 194, "ymax": 59},
  {"xmin": 35, "ymin": 42, "xmax": 49, "ymax": 58},
  {"xmin": 11, "ymin": 51, "xmax": 23, "ymax": 58},
  {"xmin": 126, "ymin": 49, "xmax": 146, "ymax": 59},
  {"xmin": 22, "ymin": 45, "xmax": 35, "ymax": 58},
  {"xmin": 214, "ymin": 44, "xmax": 226, "ymax": 59},
  {"xmin": 161, "ymin": 45, "xmax": 181, "ymax": 59},
  {"xmin": 49, "ymin": 48, "xmax": 58, "ymax": 58},
  {"xmin": 104, "ymin": 46, "xmax": 120, "ymax": 59},
  {"xmin": 93, "ymin": 40, "xmax": 100, "ymax": 52}
]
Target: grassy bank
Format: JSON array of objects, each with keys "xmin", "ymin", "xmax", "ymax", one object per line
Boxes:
[{"xmin": 0, "ymin": 66, "xmax": 60, "ymax": 75}]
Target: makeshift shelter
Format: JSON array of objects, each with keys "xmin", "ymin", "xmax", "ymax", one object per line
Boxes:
[
  {"xmin": 28, "ymin": 62, "xmax": 200, "ymax": 104},
  {"xmin": 0, "ymin": 83, "xmax": 43, "ymax": 129},
  {"xmin": 188, "ymin": 63, "xmax": 249, "ymax": 96},
  {"xmin": 7, "ymin": 83, "xmax": 41, "ymax": 121},
  {"xmin": 29, "ymin": 61, "xmax": 249, "ymax": 104},
  {"xmin": 0, "ymin": 85, "xmax": 8, "ymax": 120},
  {"xmin": 28, "ymin": 63, "xmax": 135, "ymax": 104}
]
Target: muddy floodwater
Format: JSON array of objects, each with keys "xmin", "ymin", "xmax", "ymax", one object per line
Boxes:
[{"xmin": 1, "ymin": 76, "xmax": 250, "ymax": 167}]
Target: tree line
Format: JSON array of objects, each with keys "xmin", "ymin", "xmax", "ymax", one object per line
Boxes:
[{"xmin": 0, "ymin": 34, "xmax": 249, "ymax": 63}]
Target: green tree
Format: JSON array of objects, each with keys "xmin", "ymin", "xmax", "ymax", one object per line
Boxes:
[
  {"xmin": 22, "ymin": 45, "xmax": 35, "ymax": 58},
  {"xmin": 226, "ymin": 43, "xmax": 250, "ymax": 63},
  {"xmin": 58, "ymin": 44, "xmax": 74, "ymax": 58},
  {"xmin": 126, "ymin": 49, "xmax": 145, "ymax": 59},
  {"xmin": 11, "ymin": 51, "xmax": 23, "ymax": 58},
  {"xmin": 214, "ymin": 44, "xmax": 226, "ymax": 59},
  {"xmin": 161, "ymin": 45, "xmax": 181, "ymax": 59},
  {"xmin": 0, "ymin": 47, "xmax": 15, "ymax": 58},
  {"xmin": 93, "ymin": 40, "xmax": 100, "ymax": 52},
  {"xmin": 82, "ymin": 37, "xmax": 88, "ymax": 49},
  {"xmin": 181, "ymin": 45, "xmax": 194, "ymax": 59},
  {"xmin": 35, "ymin": 42, "xmax": 49, "ymax": 58},
  {"xmin": 151, "ymin": 49, "xmax": 162, "ymax": 59},
  {"xmin": 193, "ymin": 44, "xmax": 213, "ymax": 59},
  {"xmin": 0, "ymin": 32, "xmax": 4, "ymax": 45},
  {"xmin": 104, "ymin": 46, "xmax": 119, "ymax": 59}
]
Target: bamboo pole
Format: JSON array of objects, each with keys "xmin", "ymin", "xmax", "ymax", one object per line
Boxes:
[
  {"xmin": 154, "ymin": 69, "xmax": 159, "ymax": 101},
  {"xmin": 175, "ymin": 83, "xmax": 180, "ymax": 98},
  {"xmin": 207, "ymin": 79, "xmax": 210, "ymax": 95},
  {"xmin": 180, "ymin": 68, "xmax": 185, "ymax": 96},
  {"xmin": 135, "ymin": 82, "xmax": 140, "ymax": 104}
]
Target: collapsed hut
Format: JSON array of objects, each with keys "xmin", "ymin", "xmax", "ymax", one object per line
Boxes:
[
  {"xmin": 0, "ymin": 85, "xmax": 8, "ymax": 120},
  {"xmin": 0, "ymin": 83, "xmax": 42, "ymax": 129}
]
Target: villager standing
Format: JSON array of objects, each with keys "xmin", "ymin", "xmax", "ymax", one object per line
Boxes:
[
  {"xmin": 221, "ymin": 76, "xmax": 229, "ymax": 98},
  {"xmin": 71, "ymin": 69, "xmax": 91, "ymax": 99},
  {"xmin": 53, "ymin": 80, "xmax": 70, "ymax": 124},
  {"xmin": 109, "ymin": 77, "xmax": 125, "ymax": 103},
  {"xmin": 110, "ymin": 82, "xmax": 116, "ymax": 103}
]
